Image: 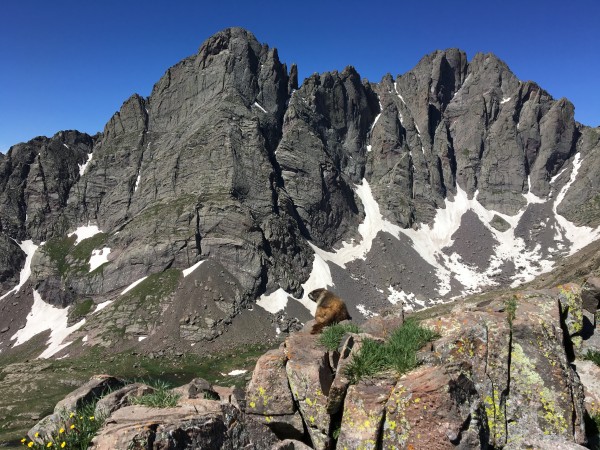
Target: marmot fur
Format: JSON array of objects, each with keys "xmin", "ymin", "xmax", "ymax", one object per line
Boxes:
[{"xmin": 308, "ymin": 288, "xmax": 351, "ymax": 334}]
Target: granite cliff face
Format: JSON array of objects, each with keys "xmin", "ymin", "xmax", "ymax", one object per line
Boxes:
[{"xmin": 0, "ymin": 28, "xmax": 599, "ymax": 358}]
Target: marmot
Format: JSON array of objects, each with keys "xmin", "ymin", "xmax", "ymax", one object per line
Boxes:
[{"xmin": 308, "ymin": 288, "xmax": 352, "ymax": 334}]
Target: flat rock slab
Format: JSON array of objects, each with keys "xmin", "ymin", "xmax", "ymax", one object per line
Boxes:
[{"xmin": 91, "ymin": 401, "xmax": 278, "ymax": 450}]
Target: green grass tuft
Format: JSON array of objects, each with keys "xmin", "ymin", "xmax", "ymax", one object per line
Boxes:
[
  {"xmin": 319, "ymin": 323, "xmax": 361, "ymax": 351},
  {"xmin": 584, "ymin": 350, "xmax": 600, "ymax": 367},
  {"xmin": 129, "ymin": 380, "xmax": 180, "ymax": 408},
  {"xmin": 344, "ymin": 318, "xmax": 438, "ymax": 384}
]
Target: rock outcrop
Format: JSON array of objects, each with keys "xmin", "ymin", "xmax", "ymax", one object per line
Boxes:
[
  {"xmin": 27, "ymin": 275, "xmax": 600, "ymax": 449},
  {"xmin": 244, "ymin": 286, "xmax": 594, "ymax": 449}
]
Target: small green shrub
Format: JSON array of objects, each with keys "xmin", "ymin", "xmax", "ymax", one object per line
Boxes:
[
  {"xmin": 319, "ymin": 323, "xmax": 361, "ymax": 351},
  {"xmin": 129, "ymin": 380, "xmax": 180, "ymax": 408},
  {"xmin": 584, "ymin": 350, "xmax": 600, "ymax": 367},
  {"xmin": 344, "ymin": 319, "xmax": 438, "ymax": 384}
]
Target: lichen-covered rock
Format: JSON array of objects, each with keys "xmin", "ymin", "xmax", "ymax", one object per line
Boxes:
[
  {"xmin": 418, "ymin": 291, "xmax": 587, "ymax": 447},
  {"xmin": 247, "ymin": 347, "xmax": 295, "ymax": 415},
  {"xmin": 284, "ymin": 330, "xmax": 333, "ymax": 450},
  {"xmin": 558, "ymin": 283, "xmax": 585, "ymax": 349},
  {"xmin": 337, "ymin": 375, "xmax": 396, "ymax": 450},
  {"xmin": 246, "ymin": 346, "xmax": 304, "ymax": 440},
  {"xmin": 381, "ymin": 366, "xmax": 481, "ymax": 450}
]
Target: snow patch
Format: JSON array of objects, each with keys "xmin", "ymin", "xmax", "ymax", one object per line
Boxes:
[
  {"xmin": 227, "ymin": 369, "xmax": 247, "ymax": 376},
  {"xmin": 78, "ymin": 152, "xmax": 93, "ymax": 176},
  {"xmin": 82, "ymin": 335, "xmax": 88, "ymax": 342},
  {"xmin": 552, "ymin": 153, "xmax": 600, "ymax": 255},
  {"xmin": 10, "ymin": 290, "xmax": 85, "ymax": 359},
  {"xmin": 121, "ymin": 276, "xmax": 148, "ymax": 295},
  {"xmin": 370, "ymin": 99, "xmax": 382, "ymax": 131},
  {"xmin": 387, "ymin": 286, "xmax": 417, "ymax": 307},
  {"xmin": 500, "ymin": 97, "xmax": 511, "ymax": 104},
  {"xmin": 253, "ymin": 102, "xmax": 267, "ymax": 113},
  {"xmin": 523, "ymin": 176, "xmax": 545, "ymax": 204},
  {"xmin": 257, "ymin": 289, "xmax": 291, "ymax": 314},
  {"xmin": 138, "ymin": 336, "xmax": 147, "ymax": 341},
  {"xmin": 94, "ymin": 300, "xmax": 113, "ymax": 313},
  {"xmin": 367, "ymin": 145, "xmax": 372, "ymax": 152},
  {"xmin": 88, "ymin": 247, "xmax": 110, "ymax": 272},
  {"xmin": 394, "ymin": 82, "xmax": 406, "ymax": 105},
  {"xmin": 68, "ymin": 225, "xmax": 102, "ymax": 245},
  {"xmin": 357, "ymin": 304, "xmax": 379, "ymax": 318},
  {"xmin": 134, "ymin": 173, "xmax": 141, "ymax": 192},
  {"xmin": 0, "ymin": 240, "xmax": 38, "ymax": 300},
  {"xmin": 183, "ymin": 260, "xmax": 205, "ymax": 277}
]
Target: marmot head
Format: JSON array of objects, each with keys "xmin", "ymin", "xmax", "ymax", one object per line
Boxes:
[{"xmin": 308, "ymin": 288, "xmax": 326, "ymax": 302}]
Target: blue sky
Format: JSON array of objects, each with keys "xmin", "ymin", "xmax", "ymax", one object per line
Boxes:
[{"xmin": 1, "ymin": 0, "xmax": 598, "ymax": 152}]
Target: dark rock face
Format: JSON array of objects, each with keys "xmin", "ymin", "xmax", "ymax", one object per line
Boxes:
[
  {"xmin": 0, "ymin": 28, "xmax": 599, "ymax": 355},
  {"xmin": 0, "ymin": 131, "xmax": 96, "ymax": 241},
  {"xmin": 0, "ymin": 234, "xmax": 24, "ymax": 293}
]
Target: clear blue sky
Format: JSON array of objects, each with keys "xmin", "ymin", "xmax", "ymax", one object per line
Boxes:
[{"xmin": 1, "ymin": 0, "xmax": 598, "ymax": 152}]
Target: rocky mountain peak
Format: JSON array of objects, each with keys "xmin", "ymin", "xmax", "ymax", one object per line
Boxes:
[{"xmin": 0, "ymin": 28, "xmax": 599, "ymax": 376}]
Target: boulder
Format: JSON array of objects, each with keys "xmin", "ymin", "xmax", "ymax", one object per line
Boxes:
[
  {"xmin": 582, "ymin": 276, "xmax": 600, "ymax": 315},
  {"xmin": 173, "ymin": 377, "xmax": 219, "ymax": 400},
  {"xmin": 247, "ymin": 347, "xmax": 296, "ymax": 415},
  {"xmin": 29, "ymin": 375, "xmax": 124, "ymax": 441},
  {"xmin": 54, "ymin": 375, "xmax": 124, "ymax": 413},
  {"xmin": 246, "ymin": 346, "xmax": 304, "ymax": 440},
  {"xmin": 94, "ymin": 383, "xmax": 154, "ymax": 418},
  {"xmin": 284, "ymin": 330, "xmax": 333, "ymax": 450},
  {"xmin": 336, "ymin": 375, "xmax": 396, "ymax": 450},
  {"xmin": 90, "ymin": 402, "xmax": 278, "ymax": 450},
  {"xmin": 558, "ymin": 284, "xmax": 585, "ymax": 349}
]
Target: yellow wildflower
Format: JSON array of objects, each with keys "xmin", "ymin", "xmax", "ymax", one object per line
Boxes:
[
  {"xmin": 59, "ymin": 428, "xmax": 65, "ymax": 434},
  {"xmin": 69, "ymin": 412, "xmax": 75, "ymax": 418},
  {"xmin": 28, "ymin": 443, "xmax": 34, "ymax": 448},
  {"xmin": 70, "ymin": 424, "xmax": 75, "ymax": 430},
  {"xmin": 21, "ymin": 438, "xmax": 26, "ymax": 443},
  {"xmin": 47, "ymin": 443, "xmax": 53, "ymax": 448},
  {"xmin": 34, "ymin": 433, "xmax": 39, "ymax": 438},
  {"xmin": 89, "ymin": 416, "xmax": 95, "ymax": 420},
  {"xmin": 61, "ymin": 443, "xmax": 66, "ymax": 448}
]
